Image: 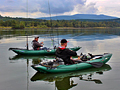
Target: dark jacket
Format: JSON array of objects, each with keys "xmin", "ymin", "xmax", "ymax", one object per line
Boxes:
[
  {"xmin": 55, "ymin": 47, "xmax": 77, "ymax": 64},
  {"xmin": 32, "ymin": 40, "xmax": 43, "ymax": 50}
]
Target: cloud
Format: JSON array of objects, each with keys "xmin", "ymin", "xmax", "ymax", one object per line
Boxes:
[
  {"xmin": 71, "ymin": 2, "xmax": 98, "ymax": 15},
  {"xmin": 0, "ymin": 0, "xmax": 120, "ymax": 18},
  {"xmin": 40, "ymin": 0, "xmax": 87, "ymax": 14},
  {"xmin": 0, "ymin": 0, "xmax": 26, "ymax": 12},
  {"xmin": 97, "ymin": 6, "xmax": 120, "ymax": 18},
  {"xmin": 86, "ymin": 0, "xmax": 120, "ymax": 17},
  {"xmin": 0, "ymin": 0, "xmax": 87, "ymax": 14}
]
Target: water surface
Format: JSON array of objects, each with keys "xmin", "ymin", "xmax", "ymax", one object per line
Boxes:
[{"xmin": 0, "ymin": 28, "xmax": 120, "ymax": 90}]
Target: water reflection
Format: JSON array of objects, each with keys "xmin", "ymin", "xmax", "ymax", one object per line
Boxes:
[
  {"xmin": 1, "ymin": 29, "xmax": 120, "ymax": 40},
  {"xmin": 31, "ymin": 64, "xmax": 111, "ymax": 89},
  {"xmin": 55, "ymin": 76, "xmax": 78, "ymax": 90},
  {"xmin": 9, "ymin": 55, "xmax": 55, "ymax": 64},
  {"xmin": 9, "ymin": 55, "xmax": 50, "ymax": 60},
  {"xmin": 79, "ymin": 76, "xmax": 102, "ymax": 84},
  {"xmin": 1, "ymin": 28, "xmax": 119, "ymax": 90}
]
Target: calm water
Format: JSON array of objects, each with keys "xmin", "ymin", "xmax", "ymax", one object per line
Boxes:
[{"xmin": 0, "ymin": 28, "xmax": 120, "ymax": 90}]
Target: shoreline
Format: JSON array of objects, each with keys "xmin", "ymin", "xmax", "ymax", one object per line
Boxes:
[{"xmin": 0, "ymin": 27, "xmax": 120, "ymax": 30}]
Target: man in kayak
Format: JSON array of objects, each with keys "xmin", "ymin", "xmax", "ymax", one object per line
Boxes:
[
  {"xmin": 32, "ymin": 37, "xmax": 48, "ymax": 50},
  {"xmin": 55, "ymin": 39, "xmax": 80, "ymax": 65}
]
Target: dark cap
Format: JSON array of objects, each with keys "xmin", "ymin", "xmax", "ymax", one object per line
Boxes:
[
  {"xmin": 60, "ymin": 39, "xmax": 68, "ymax": 43},
  {"xmin": 35, "ymin": 37, "xmax": 39, "ymax": 39}
]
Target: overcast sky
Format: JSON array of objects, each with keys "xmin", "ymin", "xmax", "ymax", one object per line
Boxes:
[{"xmin": 0, "ymin": 0, "xmax": 120, "ymax": 18}]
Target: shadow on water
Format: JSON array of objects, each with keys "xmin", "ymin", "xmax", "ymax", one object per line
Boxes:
[{"xmin": 30, "ymin": 64, "xmax": 111, "ymax": 90}]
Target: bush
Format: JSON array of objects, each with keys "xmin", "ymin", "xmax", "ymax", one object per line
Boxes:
[{"xmin": 12, "ymin": 24, "xmax": 25, "ymax": 29}]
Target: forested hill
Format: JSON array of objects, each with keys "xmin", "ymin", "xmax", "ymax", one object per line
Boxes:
[
  {"xmin": 78, "ymin": 18, "xmax": 120, "ymax": 23},
  {"xmin": 0, "ymin": 15, "xmax": 42, "ymax": 22},
  {"xmin": 1, "ymin": 14, "xmax": 120, "ymax": 29},
  {"xmin": 0, "ymin": 14, "xmax": 120, "ymax": 23}
]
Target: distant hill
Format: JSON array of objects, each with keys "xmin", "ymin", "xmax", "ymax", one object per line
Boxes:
[
  {"xmin": 1, "ymin": 14, "xmax": 120, "ymax": 28},
  {"xmin": 1, "ymin": 14, "xmax": 120, "ymax": 23},
  {"xmin": 38, "ymin": 14, "xmax": 118, "ymax": 20}
]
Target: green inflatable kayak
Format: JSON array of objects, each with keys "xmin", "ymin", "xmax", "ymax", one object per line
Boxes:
[
  {"xmin": 9, "ymin": 46, "xmax": 81, "ymax": 56},
  {"xmin": 31, "ymin": 53, "xmax": 112, "ymax": 73},
  {"xmin": 31, "ymin": 64, "xmax": 111, "ymax": 89},
  {"xmin": 31, "ymin": 64, "xmax": 111, "ymax": 82}
]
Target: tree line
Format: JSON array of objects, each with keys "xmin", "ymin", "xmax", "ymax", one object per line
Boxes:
[{"xmin": 0, "ymin": 19, "xmax": 120, "ymax": 29}]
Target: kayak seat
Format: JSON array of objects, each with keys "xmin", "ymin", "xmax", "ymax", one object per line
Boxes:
[{"xmin": 80, "ymin": 53, "xmax": 103, "ymax": 61}]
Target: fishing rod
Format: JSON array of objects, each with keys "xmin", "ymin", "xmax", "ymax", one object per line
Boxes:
[
  {"xmin": 48, "ymin": 0, "xmax": 55, "ymax": 49},
  {"xmin": 71, "ymin": 33, "xmax": 84, "ymax": 39},
  {"xmin": 26, "ymin": 0, "xmax": 29, "ymax": 50},
  {"xmin": 56, "ymin": 25, "xmax": 60, "ymax": 47},
  {"xmin": 26, "ymin": 34, "xmax": 29, "ymax": 50}
]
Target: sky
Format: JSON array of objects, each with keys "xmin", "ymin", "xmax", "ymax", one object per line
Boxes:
[{"xmin": 0, "ymin": 0, "xmax": 120, "ymax": 18}]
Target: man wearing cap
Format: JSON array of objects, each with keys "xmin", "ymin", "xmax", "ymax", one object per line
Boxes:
[
  {"xmin": 32, "ymin": 37, "xmax": 47, "ymax": 50},
  {"xmin": 55, "ymin": 39, "xmax": 77, "ymax": 64}
]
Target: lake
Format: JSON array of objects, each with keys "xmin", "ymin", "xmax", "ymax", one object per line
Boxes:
[{"xmin": 0, "ymin": 28, "xmax": 120, "ymax": 90}]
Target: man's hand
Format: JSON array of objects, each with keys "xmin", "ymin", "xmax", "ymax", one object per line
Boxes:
[{"xmin": 78, "ymin": 56, "xmax": 80, "ymax": 60}]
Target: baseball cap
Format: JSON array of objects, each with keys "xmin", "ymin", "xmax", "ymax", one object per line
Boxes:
[
  {"xmin": 35, "ymin": 36, "xmax": 39, "ymax": 39},
  {"xmin": 60, "ymin": 39, "xmax": 69, "ymax": 43}
]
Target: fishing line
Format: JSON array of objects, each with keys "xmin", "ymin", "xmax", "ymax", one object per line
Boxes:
[
  {"xmin": 25, "ymin": 0, "xmax": 29, "ymax": 50},
  {"xmin": 48, "ymin": 0, "xmax": 55, "ymax": 48},
  {"xmin": 71, "ymin": 33, "xmax": 84, "ymax": 39},
  {"xmin": 26, "ymin": 0, "xmax": 28, "ymax": 18}
]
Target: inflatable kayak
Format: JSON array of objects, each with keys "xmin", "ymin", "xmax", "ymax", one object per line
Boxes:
[
  {"xmin": 31, "ymin": 64, "xmax": 111, "ymax": 82},
  {"xmin": 31, "ymin": 53, "xmax": 112, "ymax": 73},
  {"xmin": 31, "ymin": 64, "xmax": 111, "ymax": 90},
  {"xmin": 9, "ymin": 46, "xmax": 81, "ymax": 56}
]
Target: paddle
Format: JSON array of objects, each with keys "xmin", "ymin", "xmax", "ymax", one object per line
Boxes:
[
  {"xmin": 76, "ymin": 53, "xmax": 103, "ymax": 68},
  {"xmin": 74, "ymin": 59, "xmax": 103, "ymax": 68},
  {"xmin": 82, "ymin": 61, "xmax": 104, "ymax": 68}
]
